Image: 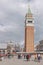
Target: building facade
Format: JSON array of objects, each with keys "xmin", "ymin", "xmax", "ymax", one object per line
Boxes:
[
  {"xmin": 36, "ymin": 40, "xmax": 43, "ymax": 51},
  {"xmin": 0, "ymin": 42, "xmax": 15, "ymax": 56}
]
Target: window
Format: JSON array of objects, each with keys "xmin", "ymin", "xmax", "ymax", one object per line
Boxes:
[{"xmin": 28, "ymin": 21, "xmax": 32, "ymax": 23}]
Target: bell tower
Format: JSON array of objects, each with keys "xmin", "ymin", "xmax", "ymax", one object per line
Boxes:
[{"xmin": 25, "ymin": 6, "xmax": 34, "ymax": 52}]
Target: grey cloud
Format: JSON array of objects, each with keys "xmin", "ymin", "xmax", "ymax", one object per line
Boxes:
[
  {"xmin": 0, "ymin": 0, "xmax": 43, "ymax": 44},
  {"xmin": 34, "ymin": 12, "xmax": 43, "ymax": 43}
]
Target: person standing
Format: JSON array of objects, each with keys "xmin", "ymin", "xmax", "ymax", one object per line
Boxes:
[
  {"xmin": 26, "ymin": 54, "xmax": 30, "ymax": 61},
  {"xmin": 37, "ymin": 54, "xmax": 41, "ymax": 62}
]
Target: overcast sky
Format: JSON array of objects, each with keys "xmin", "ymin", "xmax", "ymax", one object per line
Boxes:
[{"xmin": 0, "ymin": 0, "xmax": 43, "ymax": 44}]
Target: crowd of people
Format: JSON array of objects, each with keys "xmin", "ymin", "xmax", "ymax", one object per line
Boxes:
[
  {"xmin": 17, "ymin": 53, "xmax": 42, "ymax": 62},
  {"xmin": 0, "ymin": 52, "xmax": 43, "ymax": 63}
]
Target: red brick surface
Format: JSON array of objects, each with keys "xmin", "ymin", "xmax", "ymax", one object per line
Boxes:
[{"xmin": 25, "ymin": 26, "xmax": 34, "ymax": 52}]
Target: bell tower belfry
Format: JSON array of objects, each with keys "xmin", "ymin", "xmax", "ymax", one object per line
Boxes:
[{"xmin": 25, "ymin": 6, "xmax": 34, "ymax": 52}]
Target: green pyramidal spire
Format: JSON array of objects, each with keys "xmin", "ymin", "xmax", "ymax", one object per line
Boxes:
[
  {"xmin": 28, "ymin": 5, "xmax": 32, "ymax": 14},
  {"xmin": 25, "ymin": 4, "xmax": 33, "ymax": 20}
]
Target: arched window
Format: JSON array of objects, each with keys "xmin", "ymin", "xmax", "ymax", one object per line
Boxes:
[{"xmin": 28, "ymin": 21, "xmax": 32, "ymax": 23}]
